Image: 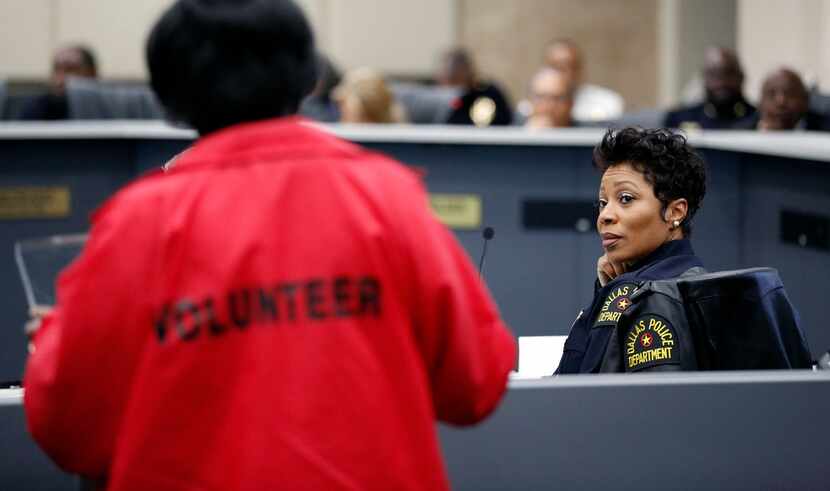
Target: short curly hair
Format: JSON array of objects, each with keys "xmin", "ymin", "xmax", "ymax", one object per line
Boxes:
[
  {"xmin": 593, "ymin": 127, "xmax": 707, "ymax": 237},
  {"xmin": 146, "ymin": 0, "xmax": 318, "ymax": 135}
]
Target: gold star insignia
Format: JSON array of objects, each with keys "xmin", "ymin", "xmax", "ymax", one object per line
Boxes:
[
  {"xmin": 617, "ymin": 298, "xmax": 630, "ymax": 310},
  {"xmin": 641, "ymin": 333, "xmax": 653, "ymax": 347}
]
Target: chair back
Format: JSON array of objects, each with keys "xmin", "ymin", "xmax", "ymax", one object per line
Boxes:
[
  {"xmin": 673, "ymin": 267, "xmax": 813, "ymax": 369},
  {"xmin": 66, "ymin": 77, "xmax": 165, "ymax": 120}
]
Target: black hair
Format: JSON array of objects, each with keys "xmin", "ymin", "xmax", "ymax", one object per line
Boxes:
[
  {"xmin": 444, "ymin": 48, "xmax": 473, "ymax": 70},
  {"xmin": 67, "ymin": 45, "xmax": 98, "ymax": 75},
  {"xmin": 313, "ymin": 52, "xmax": 341, "ymax": 103},
  {"xmin": 593, "ymin": 127, "xmax": 707, "ymax": 237},
  {"xmin": 146, "ymin": 0, "xmax": 317, "ymax": 135}
]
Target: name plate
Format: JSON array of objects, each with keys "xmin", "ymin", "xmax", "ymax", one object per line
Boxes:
[
  {"xmin": 0, "ymin": 187, "xmax": 71, "ymax": 219},
  {"xmin": 429, "ymin": 193, "xmax": 481, "ymax": 229}
]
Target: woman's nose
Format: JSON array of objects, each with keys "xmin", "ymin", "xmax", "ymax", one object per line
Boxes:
[{"xmin": 598, "ymin": 205, "xmax": 616, "ymax": 225}]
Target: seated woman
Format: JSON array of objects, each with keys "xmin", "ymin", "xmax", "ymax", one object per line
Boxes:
[
  {"xmin": 333, "ymin": 68, "xmax": 407, "ymax": 124},
  {"xmin": 556, "ymin": 127, "xmax": 707, "ymax": 374}
]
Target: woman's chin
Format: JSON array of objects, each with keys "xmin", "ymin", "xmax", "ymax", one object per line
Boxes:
[{"xmin": 605, "ymin": 250, "xmax": 631, "ymax": 266}]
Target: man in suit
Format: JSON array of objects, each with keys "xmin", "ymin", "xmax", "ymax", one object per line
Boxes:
[
  {"xmin": 664, "ymin": 47, "xmax": 755, "ymax": 131},
  {"xmin": 437, "ymin": 48, "xmax": 513, "ymax": 127},
  {"xmin": 524, "ymin": 67, "xmax": 575, "ymax": 128},
  {"xmin": 19, "ymin": 44, "xmax": 98, "ymax": 120},
  {"xmin": 737, "ymin": 68, "xmax": 830, "ymax": 132},
  {"xmin": 544, "ymin": 39, "xmax": 624, "ymax": 122}
]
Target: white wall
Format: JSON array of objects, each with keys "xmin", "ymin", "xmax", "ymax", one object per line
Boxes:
[
  {"xmin": 8, "ymin": 0, "xmax": 828, "ymax": 111},
  {"xmin": 0, "ymin": 0, "xmax": 456, "ymax": 81},
  {"xmin": 54, "ymin": 0, "xmax": 174, "ymax": 79},
  {"xmin": 297, "ymin": 0, "xmax": 457, "ymax": 77},
  {"xmin": 0, "ymin": 0, "xmax": 54, "ymax": 78},
  {"xmin": 0, "ymin": 0, "xmax": 174, "ymax": 79},
  {"xmin": 738, "ymin": 0, "xmax": 830, "ymax": 101}
]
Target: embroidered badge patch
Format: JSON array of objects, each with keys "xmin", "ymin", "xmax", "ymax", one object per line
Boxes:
[
  {"xmin": 625, "ymin": 313, "xmax": 679, "ymax": 371},
  {"xmin": 593, "ymin": 283, "xmax": 637, "ymax": 328}
]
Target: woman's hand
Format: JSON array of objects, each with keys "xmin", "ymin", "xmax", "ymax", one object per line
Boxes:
[{"xmin": 597, "ymin": 254, "xmax": 627, "ymax": 287}]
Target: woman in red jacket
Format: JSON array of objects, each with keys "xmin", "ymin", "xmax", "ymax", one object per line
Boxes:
[{"xmin": 23, "ymin": 1, "xmax": 516, "ymax": 489}]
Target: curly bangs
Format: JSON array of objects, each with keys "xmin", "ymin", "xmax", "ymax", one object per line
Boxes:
[{"xmin": 593, "ymin": 127, "xmax": 707, "ymax": 236}]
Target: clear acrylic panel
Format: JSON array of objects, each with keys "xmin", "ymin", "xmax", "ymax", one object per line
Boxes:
[{"xmin": 14, "ymin": 234, "xmax": 87, "ymax": 310}]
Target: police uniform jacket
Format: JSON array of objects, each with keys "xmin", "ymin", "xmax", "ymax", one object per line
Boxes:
[
  {"xmin": 604, "ymin": 267, "xmax": 813, "ymax": 371},
  {"xmin": 732, "ymin": 110, "xmax": 830, "ymax": 132},
  {"xmin": 664, "ymin": 98, "xmax": 756, "ymax": 130},
  {"xmin": 556, "ymin": 239, "xmax": 703, "ymax": 374},
  {"xmin": 23, "ymin": 117, "xmax": 517, "ymax": 490},
  {"xmin": 445, "ymin": 81, "xmax": 513, "ymax": 127}
]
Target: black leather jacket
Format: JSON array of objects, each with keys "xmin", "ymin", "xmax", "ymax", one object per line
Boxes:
[
  {"xmin": 601, "ymin": 267, "xmax": 813, "ymax": 372},
  {"xmin": 556, "ymin": 240, "xmax": 703, "ymax": 374}
]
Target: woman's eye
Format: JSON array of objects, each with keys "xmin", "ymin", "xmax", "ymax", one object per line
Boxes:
[
  {"xmin": 619, "ymin": 193, "xmax": 634, "ymax": 204},
  {"xmin": 596, "ymin": 199, "xmax": 608, "ymax": 209}
]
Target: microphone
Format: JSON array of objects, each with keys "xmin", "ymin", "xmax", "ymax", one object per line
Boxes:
[{"xmin": 478, "ymin": 226, "xmax": 495, "ymax": 279}]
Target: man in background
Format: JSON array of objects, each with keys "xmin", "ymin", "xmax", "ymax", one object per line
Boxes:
[
  {"xmin": 19, "ymin": 44, "xmax": 98, "ymax": 120},
  {"xmin": 738, "ymin": 67, "xmax": 830, "ymax": 131},
  {"xmin": 544, "ymin": 39, "xmax": 624, "ymax": 122},
  {"xmin": 23, "ymin": 1, "xmax": 516, "ymax": 489},
  {"xmin": 524, "ymin": 67, "xmax": 575, "ymax": 128},
  {"xmin": 437, "ymin": 48, "xmax": 513, "ymax": 127},
  {"xmin": 664, "ymin": 47, "xmax": 755, "ymax": 131}
]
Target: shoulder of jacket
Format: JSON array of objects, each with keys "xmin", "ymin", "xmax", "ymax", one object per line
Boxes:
[
  {"xmin": 89, "ymin": 168, "xmax": 169, "ymax": 224},
  {"xmin": 631, "ymin": 264, "xmax": 707, "ymax": 301},
  {"xmin": 630, "ymin": 278, "xmax": 682, "ymax": 303}
]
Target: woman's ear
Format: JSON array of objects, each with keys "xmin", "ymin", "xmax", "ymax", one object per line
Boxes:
[{"xmin": 665, "ymin": 198, "xmax": 689, "ymax": 225}]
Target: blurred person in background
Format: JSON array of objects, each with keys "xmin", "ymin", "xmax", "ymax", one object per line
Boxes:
[
  {"xmin": 524, "ymin": 67, "xmax": 575, "ymax": 129},
  {"xmin": 544, "ymin": 39, "xmax": 623, "ymax": 122},
  {"xmin": 664, "ymin": 47, "xmax": 755, "ymax": 131},
  {"xmin": 437, "ymin": 48, "xmax": 513, "ymax": 127},
  {"xmin": 22, "ymin": 0, "xmax": 516, "ymax": 489},
  {"xmin": 299, "ymin": 52, "xmax": 341, "ymax": 123},
  {"xmin": 20, "ymin": 44, "xmax": 98, "ymax": 120},
  {"xmin": 737, "ymin": 68, "xmax": 830, "ymax": 131},
  {"xmin": 333, "ymin": 68, "xmax": 407, "ymax": 123}
]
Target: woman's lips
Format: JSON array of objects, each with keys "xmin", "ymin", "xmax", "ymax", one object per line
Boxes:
[{"xmin": 601, "ymin": 234, "xmax": 622, "ymax": 248}]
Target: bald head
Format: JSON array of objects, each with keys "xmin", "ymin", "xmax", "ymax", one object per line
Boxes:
[
  {"xmin": 544, "ymin": 39, "xmax": 582, "ymax": 86},
  {"xmin": 526, "ymin": 67, "xmax": 574, "ymax": 128},
  {"xmin": 50, "ymin": 45, "xmax": 97, "ymax": 94},
  {"xmin": 702, "ymin": 46, "xmax": 744, "ymax": 107},
  {"xmin": 704, "ymin": 46, "xmax": 740, "ymax": 71},
  {"xmin": 758, "ymin": 68, "xmax": 808, "ymax": 130}
]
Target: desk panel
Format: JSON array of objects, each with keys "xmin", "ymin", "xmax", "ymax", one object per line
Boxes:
[
  {"xmin": 0, "ymin": 124, "xmax": 827, "ymax": 381},
  {"xmin": 3, "ymin": 371, "xmax": 829, "ymax": 490},
  {"xmin": 439, "ymin": 371, "xmax": 830, "ymax": 491}
]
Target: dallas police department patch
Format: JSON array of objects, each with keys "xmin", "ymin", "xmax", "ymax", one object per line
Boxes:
[
  {"xmin": 593, "ymin": 283, "xmax": 637, "ymax": 328},
  {"xmin": 625, "ymin": 313, "xmax": 679, "ymax": 371}
]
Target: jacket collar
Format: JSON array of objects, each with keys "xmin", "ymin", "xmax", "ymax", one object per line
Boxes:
[
  {"xmin": 629, "ymin": 239, "xmax": 695, "ymax": 272},
  {"xmin": 602, "ymin": 239, "xmax": 701, "ymax": 290},
  {"xmin": 170, "ymin": 116, "xmax": 361, "ymax": 170}
]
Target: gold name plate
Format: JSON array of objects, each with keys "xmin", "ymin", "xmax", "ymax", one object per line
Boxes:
[
  {"xmin": 429, "ymin": 193, "xmax": 482, "ymax": 229},
  {"xmin": 0, "ymin": 186, "xmax": 71, "ymax": 219}
]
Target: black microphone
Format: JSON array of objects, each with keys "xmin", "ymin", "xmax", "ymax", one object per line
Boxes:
[{"xmin": 478, "ymin": 226, "xmax": 495, "ymax": 279}]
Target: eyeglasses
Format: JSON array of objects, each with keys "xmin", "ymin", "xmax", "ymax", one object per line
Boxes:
[{"xmin": 531, "ymin": 92, "xmax": 572, "ymax": 103}]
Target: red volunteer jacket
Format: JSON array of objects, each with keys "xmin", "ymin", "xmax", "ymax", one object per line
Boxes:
[{"xmin": 24, "ymin": 117, "xmax": 516, "ymax": 490}]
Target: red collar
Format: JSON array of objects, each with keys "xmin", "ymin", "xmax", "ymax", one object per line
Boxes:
[{"xmin": 171, "ymin": 117, "xmax": 361, "ymax": 171}]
